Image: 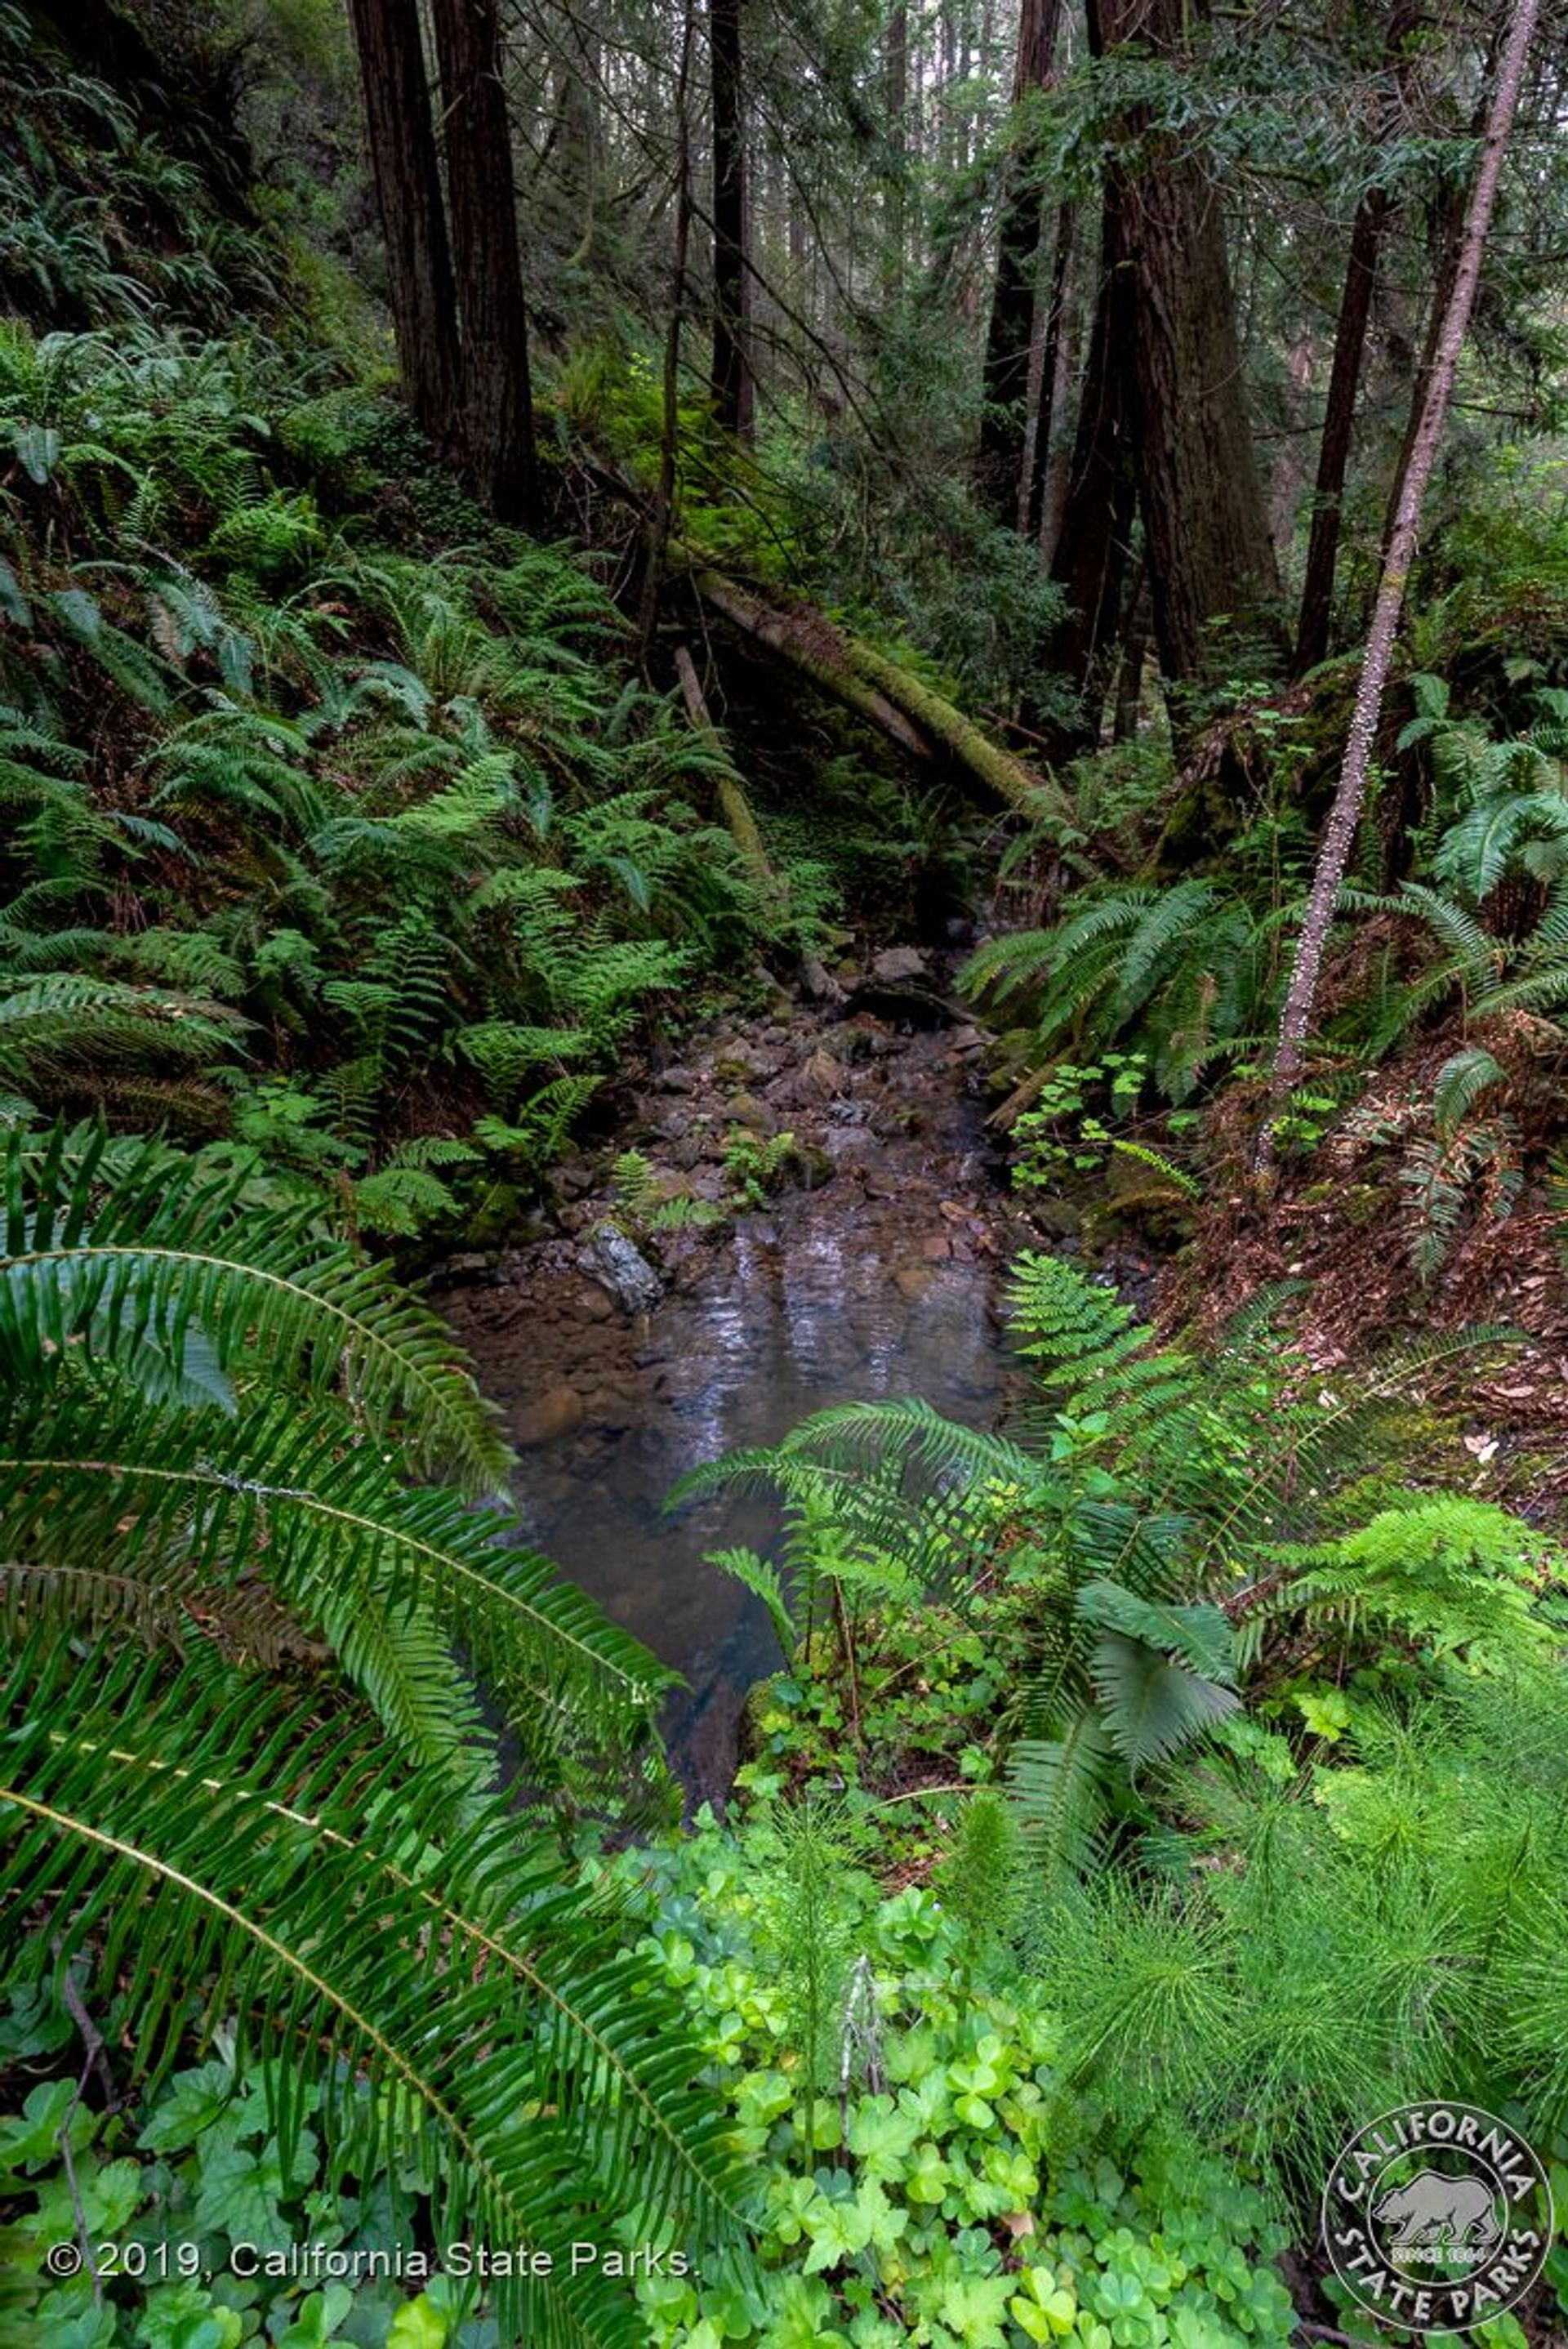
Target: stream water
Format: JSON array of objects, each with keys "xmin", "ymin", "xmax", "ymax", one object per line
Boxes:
[{"xmin": 439, "ymin": 974, "xmax": 1036, "ymax": 1797}]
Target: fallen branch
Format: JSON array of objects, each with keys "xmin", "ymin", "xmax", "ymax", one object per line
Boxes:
[
  {"xmin": 686, "ymin": 561, "xmax": 1071, "ymax": 823},
  {"xmin": 673, "ymin": 642, "xmax": 777, "ymax": 886},
  {"xmin": 689, "ymin": 567, "xmax": 931, "ymax": 762}
]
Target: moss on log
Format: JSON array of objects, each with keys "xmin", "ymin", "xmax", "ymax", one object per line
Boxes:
[
  {"xmin": 673, "ymin": 643, "xmax": 777, "ymax": 886},
  {"xmin": 685, "ymin": 560, "xmax": 1069, "ymax": 823}
]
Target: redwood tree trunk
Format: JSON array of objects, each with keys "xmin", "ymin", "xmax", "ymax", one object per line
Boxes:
[
  {"xmin": 1094, "ymin": 0, "xmax": 1278, "ymax": 695},
  {"xmin": 1273, "ymin": 0, "xmax": 1542, "ymax": 1095},
  {"xmin": 884, "ymin": 2, "xmax": 910, "ymax": 292},
  {"xmin": 347, "ymin": 0, "xmax": 461, "ymax": 458},
  {"xmin": 639, "ymin": 0, "xmax": 697, "ymax": 656},
  {"xmin": 1292, "ymin": 188, "xmax": 1393, "ymax": 675},
  {"xmin": 429, "ymin": 0, "xmax": 537, "ymax": 524},
  {"xmin": 1047, "ymin": 185, "xmax": 1136, "ymax": 725},
  {"xmin": 1293, "ymin": 0, "xmax": 1420, "ymax": 675},
  {"xmin": 977, "ymin": 0, "xmax": 1063, "ymax": 522},
  {"xmin": 710, "ymin": 0, "xmax": 755, "ymax": 438},
  {"xmin": 1025, "ymin": 198, "xmax": 1075, "ymax": 542}
]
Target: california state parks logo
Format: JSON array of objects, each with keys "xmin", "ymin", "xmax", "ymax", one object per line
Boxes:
[{"xmin": 1322, "ymin": 2102, "xmax": 1552, "ymax": 2333}]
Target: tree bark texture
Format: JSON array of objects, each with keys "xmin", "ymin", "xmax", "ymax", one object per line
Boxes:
[
  {"xmin": 977, "ymin": 0, "xmax": 1063, "ymax": 522},
  {"xmin": 1025, "ymin": 198, "xmax": 1075, "ymax": 541},
  {"xmin": 429, "ymin": 0, "xmax": 537, "ymax": 524},
  {"xmin": 710, "ymin": 0, "xmax": 755, "ymax": 438},
  {"xmin": 347, "ymin": 0, "xmax": 462, "ymax": 457},
  {"xmin": 639, "ymin": 0, "xmax": 697, "ymax": 657},
  {"xmin": 1293, "ymin": 0, "xmax": 1421, "ymax": 676},
  {"xmin": 1093, "ymin": 0, "xmax": 1278, "ymax": 691},
  {"xmin": 1273, "ymin": 0, "xmax": 1542, "ymax": 1091},
  {"xmin": 1047, "ymin": 186, "xmax": 1136, "ymax": 724},
  {"xmin": 884, "ymin": 2, "xmax": 910, "ymax": 292},
  {"xmin": 1292, "ymin": 187, "xmax": 1394, "ymax": 675}
]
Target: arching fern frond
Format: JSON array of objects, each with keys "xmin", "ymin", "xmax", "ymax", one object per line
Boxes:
[
  {"xmin": 0, "ymin": 1123, "xmax": 510, "ymax": 1491},
  {"xmin": 0, "ymin": 974, "xmax": 246, "ymax": 1090},
  {"xmin": 0, "ymin": 1385, "xmax": 669, "ymax": 1766},
  {"xmin": 1006, "ymin": 1718, "xmax": 1117, "ymax": 1883},
  {"xmin": 0, "ymin": 1636, "xmax": 754, "ymax": 2349}
]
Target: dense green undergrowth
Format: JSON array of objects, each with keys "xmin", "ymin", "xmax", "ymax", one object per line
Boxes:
[
  {"xmin": 7, "ymin": 7, "xmax": 1568, "ymax": 2349},
  {"xmin": 962, "ymin": 622, "xmax": 1568, "ymax": 1281},
  {"xmin": 0, "ymin": 313, "xmax": 815, "ymax": 1239},
  {"xmin": 7, "ymin": 1224, "xmax": 1567, "ymax": 2348}
]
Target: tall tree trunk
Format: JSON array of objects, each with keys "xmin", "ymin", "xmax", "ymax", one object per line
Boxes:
[
  {"xmin": 1094, "ymin": 0, "xmax": 1278, "ymax": 696},
  {"xmin": 1037, "ymin": 216, "xmax": 1081, "ymax": 560},
  {"xmin": 1292, "ymin": 189, "xmax": 1393, "ymax": 674},
  {"xmin": 639, "ymin": 0, "xmax": 698, "ymax": 659},
  {"xmin": 1047, "ymin": 185, "xmax": 1136, "ymax": 726},
  {"xmin": 977, "ymin": 0, "xmax": 1063, "ymax": 522},
  {"xmin": 1273, "ymin": 0, "xmax": 1541, "ymax": 1097},
  {"xmin": 1379, "ymin": 15, "xmax": 1507, "ymax": 563},
  {"xmin": 1025, "ymin": 198, "xmax": 1075, "ymax": 541},
  {"xmin": 884, "ymin": 1, "xmax": 909, "ymax": 293},
  {"xmin": 710, "ymin": 0, "xmax": 754, "ymax": 438},
  {"xmin": 1293, "ymin": 0, "xmax": 1421, "ymax": 676},
  {"xmin": 556, "ymin": 31, "xmax": 602, "ymax": 275},
  {"xmin": 429, "ymin": 0, "xmax": 537, "ymax": 524},
  {"xmin": 347, "ymin": 0, "xmax": 461, "ymax": 458}
]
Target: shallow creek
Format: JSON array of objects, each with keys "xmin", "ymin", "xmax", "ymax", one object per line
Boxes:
[{"xmin": 439, "ymin": 967, "xmax": 1044, "ymax": 1797}]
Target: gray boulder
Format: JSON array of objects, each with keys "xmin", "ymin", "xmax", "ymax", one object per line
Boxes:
[
  {"xmin": 870, "ymin": 945, "xmax": 929, "ymax": 984},
  {"xmin": 586, "ymin": 1222, "xmax": 664, "ymax": 1314}
]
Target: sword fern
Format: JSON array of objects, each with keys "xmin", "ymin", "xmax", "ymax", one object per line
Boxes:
[{"xmin": 0, "ymin": 1120, "xmax": 753, "ymax": 2343}]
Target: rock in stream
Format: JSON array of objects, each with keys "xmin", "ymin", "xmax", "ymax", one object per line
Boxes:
[{"xmin": 586, "ymin": 1222, "xmax": 664, "ymax": 1314}]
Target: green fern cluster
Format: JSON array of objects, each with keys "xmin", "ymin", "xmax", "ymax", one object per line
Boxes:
[
  {"xmin": 964, "ymin": 679, "xmax": 1568, "ymax": 1143},
  {"xmin": 0, "ymin": 1120, "xmax": 752, "ymax": 2344},
  {"xmin": 0, "ymin": 324, "xmax": 782, "ymax": 1227},
  {"xmin": 1338, "ymin": 680, "xmax": 1568, "ymax": 1049},
  {"xmin": 678, "ymin": 1255, "xmax": 1542, "ymax": 1879},
  {"xmin": 1338, "ymin": 1045, "xmax": 1522, "ymax": 1281},
  {"xmin": 961, "ymin": 880, "xmax": 1281, "ymax": 1108},
  {"xmin": 0, "ymin": 7, "xmax": 273, "ymax": 330}
]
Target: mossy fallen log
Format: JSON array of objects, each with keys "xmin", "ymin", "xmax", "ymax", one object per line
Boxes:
[
  {"xmin": 842, "ymin": 635, "xmax": 1067, "ymax": 820},
  {"xmin": 684, "ymin": 560, "xmax": 1070, "ymax": 824},
  {"xmin": 673, "ymin": 642, "xmax": 777, "ymax": 887},
  {"xmin": 689, "ymin": 568, "xmax": 931, "ymax": 764}
]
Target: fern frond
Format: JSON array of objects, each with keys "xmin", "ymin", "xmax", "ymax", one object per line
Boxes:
[
  {"xmin": 1432, "ymin": 1046, "xmax": 1505, "ymax": 1137},
  {"xmin": 1088, "ymin": 1632, "xmax": 1241, "ymax": 1772},
  {"xmin": 1006, "ymin": 1717, "xmax": 1117, "ymax": 1883},
  {"xmin": 0, "ymin": 1124, "xmax": 510, "ymax": 1491},
  {"xmin": 706, "ymin": 1546, "xmax": 795, "ymax": 1658},
  {"xmin": 0, "ymin": 974, "xmax": 246, "ymax": 1085},
  {"xmin": 1076, "ymin": 1582, "xmax": 1237, "ymax": 1684},
  {"xmin": 0, "ymin": 1636, "xmax": 754, "ymax": 2348},
  {"xmin": 0, "ymin": 1383, "xmax": 668, "ymax": 1756}
]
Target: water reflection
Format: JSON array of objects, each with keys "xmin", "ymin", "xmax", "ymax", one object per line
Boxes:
[{"xmin": 452, "ymin": 1193, "xmax": 1018, "ymax": 1794}]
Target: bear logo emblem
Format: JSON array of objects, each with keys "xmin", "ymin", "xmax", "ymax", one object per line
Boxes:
[
  {"xmin": 1374, "ymin": 2170, "xmax": 1502, "ymax": 2262},
  {"xmin": 1323, "ymin": 2102, "xmax": 1551, "ymax": 2333}
]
